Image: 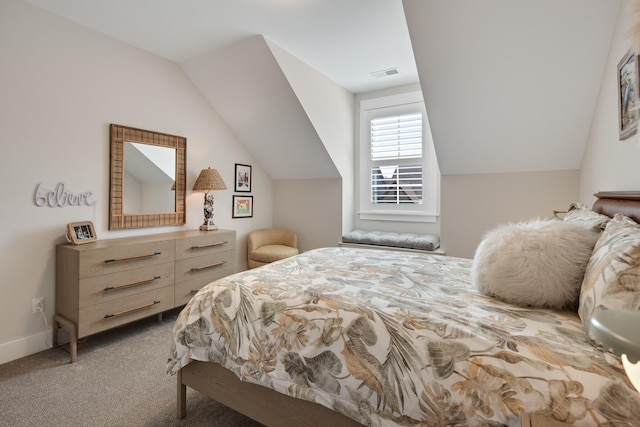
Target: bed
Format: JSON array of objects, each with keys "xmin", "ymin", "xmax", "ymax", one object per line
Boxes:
[{"xmin": 167, "ymin": 192, "xmax": 640, "ymax": 426}]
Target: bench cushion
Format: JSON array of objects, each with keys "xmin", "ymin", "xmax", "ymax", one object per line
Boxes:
[{"xmin": 342, "ymin": 230, "xmax": 440, "ymax": 251}]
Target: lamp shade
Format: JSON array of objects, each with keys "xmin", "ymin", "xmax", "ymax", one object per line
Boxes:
[
  {"xmin": 193, "ymin": 167, "xmax": 227, "ymax": 191},
  {"xmin": 589, "ymin": 309, "xmax": 640, "ymax": 392},
  {"xmin": 589, "ymin": 310, "xmax": 640, "ymax": 363}
]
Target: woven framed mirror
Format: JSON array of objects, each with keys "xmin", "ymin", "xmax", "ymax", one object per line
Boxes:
[{"xmin": 109, "ymin": 124, "xmax": 186, "ymax": 230}]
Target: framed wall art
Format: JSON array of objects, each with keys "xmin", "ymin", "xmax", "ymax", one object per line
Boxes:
[
  {"xmin": 234, "ymin": 163, "xmax": 252, "ymax": 192},
  {"xmin": 65, "ymin": 221, "xmax": 97, "ymax": 245},
  {"xmin": 232, "ymin": 195, "xmax": 253, "ymax": 218},
  {"xmin": 618, "ymin": 49, "xmax": 640, "ymax": 140}
]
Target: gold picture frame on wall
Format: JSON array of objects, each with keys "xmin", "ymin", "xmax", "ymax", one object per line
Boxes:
[{"xmin": 617, "ymin": 49, "xmax": 640, "ymax": 140}]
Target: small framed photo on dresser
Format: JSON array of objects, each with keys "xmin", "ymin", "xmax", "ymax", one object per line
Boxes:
[
  {"xmin": 65, "ymin": 221, "xmax": 97, "ymax": 245},
  {"xmin": 234, "ymin": 163, "xmax": 252, "ymax": 192}
]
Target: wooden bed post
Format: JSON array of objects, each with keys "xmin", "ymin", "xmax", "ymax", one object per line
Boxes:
[{"xmin": 177, "ymin": 369, "xmax": 186, "ymax": 419}]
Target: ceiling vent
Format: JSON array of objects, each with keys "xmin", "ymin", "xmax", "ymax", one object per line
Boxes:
[{"xmin": 370, "ymin": 68, "xmax": 399, "ymax": 78}]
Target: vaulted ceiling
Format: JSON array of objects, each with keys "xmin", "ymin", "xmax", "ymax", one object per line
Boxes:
[
  {"xmin": 20, "ymin": 0, "xmax": 416, "ymax": 94},
  {"xmin": 20, "ymin": 0, "xmax": 623, "ymax": 178},
  {"xmin": 403, "ymin": 0, "xmax": 621, "ymax": 175},
  {"xmin": 181, "ymin": 35, "xmax": 341, "ymax": 180}
]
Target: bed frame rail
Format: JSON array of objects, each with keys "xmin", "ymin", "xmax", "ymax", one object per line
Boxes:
[{"xmin": 178, "ymin": 361, "xmax": 363, "ymax": 426}]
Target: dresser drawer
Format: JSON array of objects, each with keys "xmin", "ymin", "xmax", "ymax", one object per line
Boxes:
[
  {"xmin": 175, "ymin": 278, "xmax": 209, "ymax": 306},
  {"xmin": 175, "ymin": 231, "xmax": 236, "ymax": 260},
  {"xmin": 174, "ymin": 257, "xmax": 235, "ymax": 306},
  {"xmin": 175, "ymin": 250, "xmax": 235, "ymax": 283},
  {"xmin": 78, "ymin": 285, "xmax": 174, "ymax": 337},
  {"xmin": 78, "ymin": 239, "xmax": 174, "ymax": 278},
  {"xmin": 78, "ymin": 262, "xmax": 174, "ymax": 308}
]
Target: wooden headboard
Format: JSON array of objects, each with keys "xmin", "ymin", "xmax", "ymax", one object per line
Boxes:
[{"xmin": 592, "ymin": 191, "xmax": 640, "ymax": 223}]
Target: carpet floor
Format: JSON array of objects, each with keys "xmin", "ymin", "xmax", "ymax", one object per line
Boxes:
[{"xmin": 0, "ymin": 308, "xmax": 264, "ymax": 426}]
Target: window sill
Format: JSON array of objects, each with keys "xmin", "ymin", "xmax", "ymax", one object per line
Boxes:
[{"xmin": 358, "ymin": 211, "xmax": 439, "ymax": 223}]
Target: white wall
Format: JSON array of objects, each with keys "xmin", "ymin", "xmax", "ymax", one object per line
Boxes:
[
  {"xmin": 0, "ymin": 0, "xmax": 272, "ymax": 364},
  {"xmin": 441, "ymin": 170, "xmax": 579, "ymax": 259},
  {"xmin": 580, "ymin": 0, "xmax": 640, "ymax": 202},
  {"xmin": 403, "ymin": 0, "xmax": 619, "ymax": 176},
  {"xmin": 273, "ymin": 179, "xmax": 343, "ymax": 252},
  {"xmin": 433, "ymin": 1, "xmax": 640, "ymax": 259},
  {"xmin": 268, "ymin": 41, "xmax": 355, "ymax": 235}
]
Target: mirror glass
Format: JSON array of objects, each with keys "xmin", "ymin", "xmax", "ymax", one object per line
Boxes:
[
  {"xmin": 109, "ymin": 124, "xmax": 186, "ymax": 230},
  {"xmin": 123, "ymin": 142, "xmax": 176, "ymax": 214}
]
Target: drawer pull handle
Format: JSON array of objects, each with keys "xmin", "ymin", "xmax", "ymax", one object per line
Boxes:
[
  {"xmin": 191, "ymin": 241, "xmax": 228, "ymax": 250},
  {"xmin": 190, "ymin": 260, "xmax": 227, "ymax": 272},
  {"xmin": 104, "ymin": 300, "xmax": 160, "ymax": 319},
  {"xmin": 103, "ymin": 276, "xmax": 161, "ymax": 292},
  {"xmin": 104, "ymin": 252, "xmax": 161, "ymax": 264}
]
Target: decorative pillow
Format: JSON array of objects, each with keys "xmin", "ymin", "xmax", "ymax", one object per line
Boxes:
[
  {"xmin": 563, "ymin": 202, "xmax": 611, "ymax": 232},
  {"xmin": 578, "ymin": 213, "xmax": 640, "ymax": 330},
  {"xmin": 472, "ymin": 219, "xmax": 599, "ymax": 310}
]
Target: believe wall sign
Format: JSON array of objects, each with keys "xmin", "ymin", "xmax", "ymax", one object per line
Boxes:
[{"xmin": 34, "ymin": 182, "xmax": 96, "ymax": 207}]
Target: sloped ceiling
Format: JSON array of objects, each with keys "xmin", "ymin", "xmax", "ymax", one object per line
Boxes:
[
  {"xmin": 19, "ymin": 0, "xmax": 624, "ymax": 179},
  {"xmin": 20, "ymin": 0, "xmax": 416, "ymax": 94},
  {"xmin": 403, "ymin": 0, "xmax": 621, "ymax": 175},
  {"xmin": 181, "ymin": 36, "xmax": 340, "ymax": 180}
]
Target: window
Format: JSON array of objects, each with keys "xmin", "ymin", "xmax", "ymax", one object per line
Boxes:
[
  {"xmin": 370, "ymin": 112, "xmax": 423, "ymax": 205},
  {"xmin": 359, "ymin": 91, "xmax": 439, "ymax": 222}
]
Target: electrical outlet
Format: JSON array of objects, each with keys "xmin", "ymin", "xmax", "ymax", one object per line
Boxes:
[{"xmin": 32, "ymin": 297, "xmax": 44, "ymax": 314}]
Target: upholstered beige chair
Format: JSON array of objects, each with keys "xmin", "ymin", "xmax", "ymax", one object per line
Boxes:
[{"xmin": 247, "ymin": 228, "xmax": 299, "ymax": 269}]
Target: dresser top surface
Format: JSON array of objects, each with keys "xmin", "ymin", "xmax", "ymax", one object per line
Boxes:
[{"xmin": 58, "ymin": 229, "xmax": 235, "ymax": 252}]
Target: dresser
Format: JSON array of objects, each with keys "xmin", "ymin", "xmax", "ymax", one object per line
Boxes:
[{"xmin": 54, "ymin": 229, "xmax": 236, "ymax": 362}]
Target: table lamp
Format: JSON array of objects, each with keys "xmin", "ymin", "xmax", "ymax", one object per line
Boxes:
[
  {"xmin": 193, "ymin": 167, "xmax": 227, "ymax": 231},
  {"xmin": 589, "ymin": 309, "xmax": 640, "ymax": 392}
]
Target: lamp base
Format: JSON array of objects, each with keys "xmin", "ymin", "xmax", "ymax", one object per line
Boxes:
[
  {"xmin": 199, "ymin": 219, "xmax": 218, "ymax": 231},
  {"xmin": 622, "ymin": 354, "xmax": 640, "ymax": 392}
]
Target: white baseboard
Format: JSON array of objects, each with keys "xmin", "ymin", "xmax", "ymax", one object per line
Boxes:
[{"xmin": 0, "ymin": 328, "xmax": 52, "ymax": 365}]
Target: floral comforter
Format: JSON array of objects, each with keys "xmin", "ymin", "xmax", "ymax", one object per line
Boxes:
[{"xmin": 167, "ymin": 247, "xmax": 640, "ymax": 426}]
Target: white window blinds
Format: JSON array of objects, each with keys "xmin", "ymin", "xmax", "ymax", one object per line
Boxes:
[
  {"xmin": 370, "ymin": 112, "xmax": 423, "ymax": 205},
  {"xmin": 371, "ymin": 113, "xmax": 423, "ymax": 160}
]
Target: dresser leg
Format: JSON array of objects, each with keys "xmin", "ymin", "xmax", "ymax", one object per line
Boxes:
[
  {"xmin": 52, "ymin": 317, "xmax": 60, "ymax": 348},
  {"xmin": 53, "ymin": 314, "xmax": 78, "ymax": 363}
]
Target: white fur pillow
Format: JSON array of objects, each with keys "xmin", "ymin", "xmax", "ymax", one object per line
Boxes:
[{"xmin": 471, "ymin": 219, "xmax": 599, "ymax": 310}]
